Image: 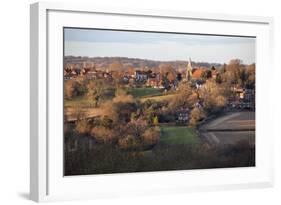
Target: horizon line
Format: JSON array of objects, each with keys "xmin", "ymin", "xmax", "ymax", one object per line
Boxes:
[{"xmin": 64, "ymin": 55, "xmax": 255, "ymax": 65}]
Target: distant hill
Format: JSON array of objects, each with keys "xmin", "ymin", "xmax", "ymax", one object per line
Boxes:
[{"xmin": 64, "ymin": 56, "xmax": 223, "ymax": 71}]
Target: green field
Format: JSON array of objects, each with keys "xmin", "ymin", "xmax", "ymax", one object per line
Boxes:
[
  {"xmin": 160, "ymin": 125, "xmax": 199, "ymax": 145},
  {"xmin": 129, "ymin": 87, "xmax": 163, "ymax": 98}
]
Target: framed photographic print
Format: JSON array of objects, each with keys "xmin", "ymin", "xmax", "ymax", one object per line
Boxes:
[{"xmin": 30, "ymin": 2, "xmax": 274, "ymax": 202}]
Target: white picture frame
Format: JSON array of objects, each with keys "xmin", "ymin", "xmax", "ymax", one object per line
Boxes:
[{"xmin": 30, "ymin": 2, "xmax": 274, "ymax": 202}]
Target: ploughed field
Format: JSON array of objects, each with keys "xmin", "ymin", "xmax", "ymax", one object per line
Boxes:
[{"xmin": 200, "ymin": 111, "xmax": 255, "ymax": 146}]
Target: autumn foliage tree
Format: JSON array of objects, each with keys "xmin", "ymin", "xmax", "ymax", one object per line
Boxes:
[
  {"xmin": 159, "ymin": 64, "xmax": 176, "ymax": 82},
  {"xmin": 245, "ymin": 63, "xmax": 255, "ymax": 89},
  {"xmin": 64, "ymin": 80, "xmax": 85, "ymax": 99},
  {"xmin": 91, "ymin": 126, "xmax": 116, "ymax": 143},
  {"xmin": 221, "ymin": 59, "xmax": 248, "ymax": 87},
  {"xmin": 199, "ymin": 80, "xmax": 227, "ymax": 114},
  {"xmin": 169, "ymin": 81, "xmax": 197, "ymax": 111},
  {"xmin": 86, "ymin": 80, "xmax": 107, "ymax": 107},
  {"xmin": 101, "ymin": 88, "xmax": 136, "ymax": 124},
  {"xmin": 189, "ymin": 107, "xmax": 206, "ymax": 127},
  {"xmin": 109, "ymin": 61, "xmax": 123, "ymax": 71}
]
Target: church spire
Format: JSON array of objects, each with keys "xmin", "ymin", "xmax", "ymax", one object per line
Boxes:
[{"xmin": 186, "ymin": 58, "xmax": 193, "ymax": 81}]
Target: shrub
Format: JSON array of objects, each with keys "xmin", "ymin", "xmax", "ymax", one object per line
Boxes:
[
  {"xmin": 91, "ymin": 126, "xmax": 116, "ymax": 143},
  {"xmin": 142, "ymin": 126, "xmax": 160, "ymax": 146},
  {"xmin": 118, "ymin": 135, "xmax": 141, "ymax": 150},
  {"xmin": 152, "ymin": 115, "xmax": 159, "ymax": 126},
  {"xmin": 74, "ymin": 119, "xmax": 90, "ymax": 135},
  {"xmin": 189, "ymin": 107, "xmax": 206, "ymax": 127}
]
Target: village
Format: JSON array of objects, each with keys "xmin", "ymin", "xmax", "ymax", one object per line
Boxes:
[{"xmin": 64, "ymin": 58, "xmax": 255, "ymax": 122}]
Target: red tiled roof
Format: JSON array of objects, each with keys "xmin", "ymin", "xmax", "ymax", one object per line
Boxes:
[{"xmin": 192, "ymin": 68, "xmax": 204, "ymax": 79}]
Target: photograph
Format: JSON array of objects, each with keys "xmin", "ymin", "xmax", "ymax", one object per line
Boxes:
[{"xmin": 63, "ymin": 28, "xmax": 256, "ymax": 176}]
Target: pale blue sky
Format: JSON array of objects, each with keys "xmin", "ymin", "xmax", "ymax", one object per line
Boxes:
[{"xmin": 64, "ymin": 28, "xmax": 255, "ymax": 64}]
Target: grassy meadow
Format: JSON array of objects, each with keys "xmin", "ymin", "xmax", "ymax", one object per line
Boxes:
[
  {"xmin": 160, "ymin": 125, "xmax": 199, "ymax": 145},
  {"xmin": 128, "ymin": 87, "xmax": 163, "ymax": 98}
]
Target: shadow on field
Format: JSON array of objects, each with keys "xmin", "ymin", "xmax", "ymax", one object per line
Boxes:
[{"xmin": 64, "ymin": 140, "xmax": 255, "ymax": 176}]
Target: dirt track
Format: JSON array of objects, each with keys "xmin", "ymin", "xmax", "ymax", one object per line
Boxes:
[{"xmin": 65, "ymin": 107, "xmax": 103, "ymax": 122}]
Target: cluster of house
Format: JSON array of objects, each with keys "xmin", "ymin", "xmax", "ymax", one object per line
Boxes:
[
  {"xmin": 125, "ymin": 59, "xmax": 218, "ymax": 89},
  {"xmin": 64, "ymin": 58, "xmax": 220, "ymax": 87},
  {"xmin": 64, "ymin": 58, "xmax": 255, "ymax": 109},
  {"xmin": 176, "ymin": 107, "xmax": 190, "ymax": 124},
  {"xmin": 135, "ymin": 70, "xmax": 163, "ymax": 88},
  {"xmin": 228, "ymin": 87, "xmax": 255, "ymax": 110},
  {"xmin": 64, "ymin": 66, "xmax": 114, "ymax": 81}
]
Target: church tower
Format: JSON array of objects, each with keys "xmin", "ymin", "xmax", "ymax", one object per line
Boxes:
[{"xmin": 186, "ymin": 58, "xmax": 193, "ymax": 81}]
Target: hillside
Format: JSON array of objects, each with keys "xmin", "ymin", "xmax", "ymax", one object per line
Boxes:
[{"xmin": 64, "ymin": 56, "xmax": 223, "ymax": 70}]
